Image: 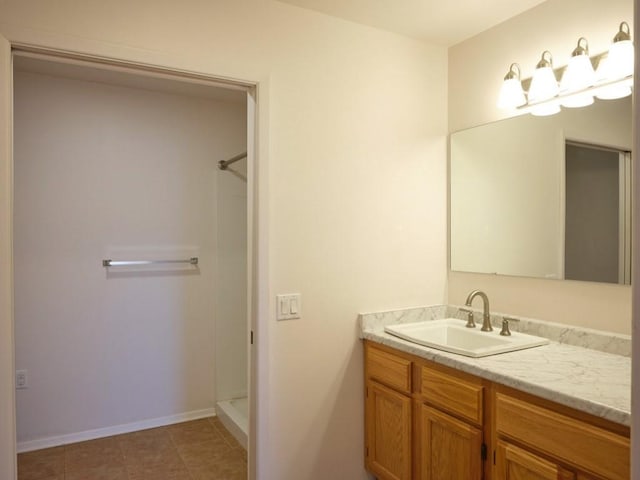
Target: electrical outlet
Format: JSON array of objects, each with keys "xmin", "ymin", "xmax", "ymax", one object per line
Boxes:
[{"xmin": 16, "ymin": 370, "xmax": 28, "ymax": 389}]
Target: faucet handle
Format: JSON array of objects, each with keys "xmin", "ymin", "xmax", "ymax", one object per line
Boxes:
[
  {"xmin": 459, "ymin": 307, "xmax": 476, "ymax": 328},
  {"xmin": 499, "ymin": 319, "xmax": 511, "ymax": 336},
  {"xmin": 499, "ymin": 317, "xmax": 519, "ymax": 336}
]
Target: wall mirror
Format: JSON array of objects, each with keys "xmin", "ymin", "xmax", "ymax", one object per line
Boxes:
[{"xmin": 450, "ymin": 96, "xmax": 632, "ymax": 284}]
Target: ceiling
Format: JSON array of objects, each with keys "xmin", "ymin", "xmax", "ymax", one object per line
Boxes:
[{"xmin": 278, "ymin": 0, "xmax": 548, "ymax": 46}]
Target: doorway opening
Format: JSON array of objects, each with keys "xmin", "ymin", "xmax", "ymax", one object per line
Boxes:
[
  {"xmin": 564, "ymin": 141, "xmax": 631, "ymax": 284},
  {"xmin": 10, "ymin": 48, "xmax": 257, "ymax": 478}
]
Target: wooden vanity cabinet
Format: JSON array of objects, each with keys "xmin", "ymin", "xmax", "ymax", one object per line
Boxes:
[
  {"xmin": 420, "ymin": 404, "xmax": 483, "ymax": 480},
  {"xmin": 364, "ymin": 341, "xmax": 488, "ymax": 480},
  {"xmin": 417, "ymin": 363, "xmax": 486, "ymax": 480},
  {"xmin": 496, "ymin": 441, "xmax": 576, "ymax": 480},
  {"xmin": 494, "ymin": 388, "xmax": 630, "ymax": 480},
  {"xmin": 365, "ymin": 343, "xmax": 413, "ymax": 480},
  {"xmin": 364, "ymin": 341, "xmax": 630, "ymax": 480},
  {"xmin": 365, "ymin": 380, "xmax": 412, "ymax": 480}
]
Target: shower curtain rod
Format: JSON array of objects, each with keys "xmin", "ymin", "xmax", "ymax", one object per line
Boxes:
[{"xmin": 218, "ymin": 152, "xmax": 247, "ymax": 170}]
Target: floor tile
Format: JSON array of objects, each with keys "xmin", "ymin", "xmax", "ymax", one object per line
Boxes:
[
  {"xmin": 128, "ymin": 445, "xmax": 183, "ymax": 468},
  {"xmin": 177, "ymin": 439, "xmax": 231, "ymax": 467},
  {"xmin": 209, "ymin": 417, "xmax": 242, "ymax": 449},
  {"xmin": 208, "ymin": 417, "xmax": 225, "ymax": 430},
  {"xmin": 17, "ymin": 446, "xmax": 65, "ymax": 480},
  {"xmin": 65, "ymin": 463, "xmax": 129, "ymax": 480},
  {"xmin": 186, "ymin": 447, "xmax": 247, "ymax": 480},
  {"xmin": 117, "ymin": 426, "xmax": 171, "ymax": 449},
  {"xmin": 65, "ymin": 437, "xmax": 124, "ymax": 471},
  {"xmin": 235, "ymin": 447, "xmax": 247, "ymax": 463},
  {"xmin": 168, "ymin": 419, "xmax": 220, "ymax": 447},
  {"xmin": 125, "ymin": 459, "xmax": 192, "ymax": 480},
  {"xmin": 18, "ymin": 417, "xmax": 247, "ymax": 480},
  {"xmin": 118, "ymin": 427, "xmax": 176, "ymax": 466}
]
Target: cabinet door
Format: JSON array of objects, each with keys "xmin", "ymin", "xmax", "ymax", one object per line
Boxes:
[
  {"xmin": 496, "ymin": 441, "xmax": 576, "ymax": 480},
  {"xmin": 365, "ymin": 380, "xmax": 412, "ymax": 480},
  {"xmin": 420, "ymin": 404, "xmax": 482, "ymax": 480}
]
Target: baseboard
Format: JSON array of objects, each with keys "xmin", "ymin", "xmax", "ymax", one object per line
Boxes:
[{"xmin": 17, "ymin": 407, "xmax": 217, "ymax": 453}]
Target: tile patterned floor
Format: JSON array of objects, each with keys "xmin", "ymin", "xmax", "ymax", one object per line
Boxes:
[{"xmin": 17, "ymin": 417, "xmax": 247, "ymax": 480}]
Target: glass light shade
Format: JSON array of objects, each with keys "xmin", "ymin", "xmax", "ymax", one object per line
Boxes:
[
  {"xmin": 596, "ymin": 84, "xmax": 632, "ymax": 99},
  {"xmin": 595, "ymin": 77, "xmax": 633, "ymax": 100},
  {"xmin": 595, "ymin": 57, "xmax": 633, "ymax": 99},
  {"xmin": 497, "ymin": 77, "xmax": 526, "ymax": 109},
  {"xmin": 607, "ymin": 40, "xmax": 634, "ymax": 79},
  {"xmin": 528, "ymin": 66, "xmax": 559, "ymax": 102},
  {"xmin": 530, "ymin": 101, "xmax": 561, "ymax": 116},
  {"xmin": 560, "ymin": 92, "xmax": 594, "ymax": 108},
  {"xmin": 560, "ymin": 55, "xmax": 595, "ymax": 93}
]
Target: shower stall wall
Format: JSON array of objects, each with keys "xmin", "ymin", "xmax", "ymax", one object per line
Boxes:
[{"xmin": 215, "ymin": 150, "xmax": 249, "ymax": 448}]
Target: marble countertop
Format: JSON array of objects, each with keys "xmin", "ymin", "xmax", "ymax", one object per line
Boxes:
[{"xmin": 362, "ymin": 325, "xmax": 631, "ymax": 427}]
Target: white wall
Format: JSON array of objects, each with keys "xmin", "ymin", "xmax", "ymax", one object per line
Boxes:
[
  {"xmin": 13, "ymin": 69, "xmax": 246, "ymax": 445},
  {"xmin": 448, "ymin": 0, "xmax": 633, "ymax": 334},
  {"xmin": 0, "ymin": 1, "xmax": 449, "ymax": 479}
]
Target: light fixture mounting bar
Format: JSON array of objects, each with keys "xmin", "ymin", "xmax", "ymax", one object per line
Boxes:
[{"xmin": 518, "ymin": 75, "xmax": 632, "ymax": 112}]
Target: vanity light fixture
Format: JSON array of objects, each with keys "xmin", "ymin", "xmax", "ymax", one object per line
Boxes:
[
  {"xmin": 608, "ymin": 21, "xmax": 634, "ymax": 78},
  {"xmin": 594, "ymin": 57, "xmax": 633, "ymax": 100},
  {"xmin": 595, "ymin": 21, "xmax": 634, "ymax": 100},
  {"xmin": 527, "ymin": 51, "xmax": 560, "ymax": 116},
  {"xmin": 497, "ymin": 63, "xmax": 526, "ymax": 109},
  {"xmin": 498, "ymin": 21, "xmax": 634, "ymax": 115},
  {"xmin": 528, "ymin": 51, "xmax": 559, "ymax": 103},
  {"xmin": 559, "ymin": 37, "xmax": 595, "ymax": 108}
]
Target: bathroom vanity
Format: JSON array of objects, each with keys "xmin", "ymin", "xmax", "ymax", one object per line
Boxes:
[{"xmin": 361, "ymin": 307, "xmax": 631, "ymax": 480}]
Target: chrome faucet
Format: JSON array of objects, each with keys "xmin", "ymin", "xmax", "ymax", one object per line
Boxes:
[{"xmin": 464, "ymin": 290, "xmax": 493, "ymax": 332}]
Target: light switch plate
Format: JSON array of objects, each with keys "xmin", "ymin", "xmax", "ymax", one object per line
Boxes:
[
  {"xmin": 276, "ymin": 294, "xmax": 301, "ymax": 320},
  {"xmin": 16, "ymin": 369, "xmax": 28, "ymax": 389}
]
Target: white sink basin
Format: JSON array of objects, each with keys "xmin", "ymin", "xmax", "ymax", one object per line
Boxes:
[{"xmin": 384, "ymin": 318, "xmax": 549, "ymax": 358}]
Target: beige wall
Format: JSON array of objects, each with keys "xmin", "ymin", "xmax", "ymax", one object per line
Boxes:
[
  {"xmin": 448, "ymin": 0, "xmax": 633, "ymax": 334},
  {"xmin": 0, "ymin": 1, "xmax": 448, "ymax": 478}
]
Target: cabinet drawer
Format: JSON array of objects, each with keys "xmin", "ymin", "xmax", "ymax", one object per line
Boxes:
[
  {"xmin": 420, "ymin": 365, "xmax": 483, "ymax": 426},
  {"xmin": 495, "ymin": 392, "xmax": 629, "ymax": 480},
  {"xmin": 366, "ymin": 345, "xmax": 412, "ymax": 394}
]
